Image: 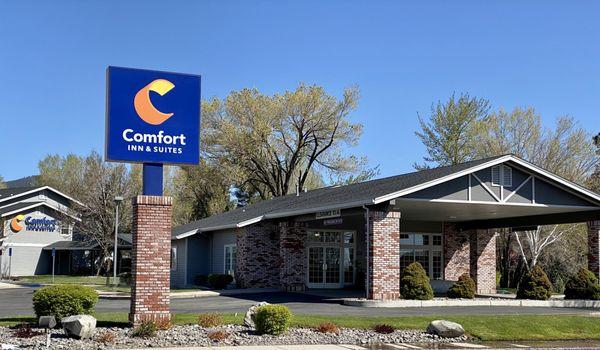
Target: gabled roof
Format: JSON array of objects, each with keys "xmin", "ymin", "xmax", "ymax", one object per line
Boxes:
[
  {"xmin": 0, "ymin": 185, "xmax": 84, "ymax": 207},
  {"xmin": 172, "ymin": 154, "xmax": 600, "ymax": 239},
  {"xmin": 43, "ymin": 234, "xmax": 133, "ymax": 251}
]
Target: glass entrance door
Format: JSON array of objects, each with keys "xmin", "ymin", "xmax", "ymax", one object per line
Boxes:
[{"xmin": 307, "ymin": 231, "xmax": 355, "ymax": 288}]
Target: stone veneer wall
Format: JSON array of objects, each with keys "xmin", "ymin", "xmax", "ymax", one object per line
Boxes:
[
  {"xmin": 129, "ymin": 195, "xmax": 172, "ymax": 326},
  {"xmin": 589, "ymin": 221, "xmax": 600, "ymax": 279},
  {"xmin": 235, "ymin": 223, "xmax": 280, "ymax": 288},
  {"xmin": 279, "ymin": 221, "xmax": 307, "ymax": 291},
  {"xmin": 443, "ymin": 223, "xmax": 470, "ymax": 281},
  {"xmin": 470, "ymin": 229, "xmax": 497, "ymax": 294},
  {"xmin": 368, "ymin": 211, "xmax": 401, "ymax": 300}
]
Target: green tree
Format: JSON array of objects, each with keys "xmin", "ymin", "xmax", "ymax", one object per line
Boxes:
[
  {"xmin": 476, "ymin": 110, "xmax": 597, "ymax": 183},
  {"xmin": 202, "ymin": 84, "xmax": 374, "ymax": 199},
  {"xmin": 0, "ymin": 175, "xmax": 5, "ymax": 189},
  {"xmin": 38, "ymin": 151, "xmax": 141, "ymax": 279},
  {"xmin": 415, "ymin": 93, "xmax": 490, "ymax": 169},
  {"xmin": 587, "ymin": 133, "xmax": 600, "ymax": 192},
  {"xmin": 172, "ymin": 160, "xmax": 233, "ymax": 225}
]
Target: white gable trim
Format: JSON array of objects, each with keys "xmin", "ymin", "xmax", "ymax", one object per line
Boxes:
[
  {"xmin": 0, "ymin": 186, "xmax": 85, "ymax": 207},
  {"xmin": 373, "ymin": 155, "xmax": 600, "ymax": 205},
  {"xmin": 1, "ymin": 202, "xmax": 81, "ymax": 221}
]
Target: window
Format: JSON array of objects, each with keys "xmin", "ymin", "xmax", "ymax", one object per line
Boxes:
[
  {"xmin": 170, "ymin": 247, "xmax": 177, "ymax": 271},
  {"xmin": 399, "ymin": 233, "xmax": 443, "ymax": 280},
  {"xmin": 224, "ymin": 244, "xmax": 237, "ymax": 276},
  {"xmin": 492, "ymin": 165, "xmax": 512, "ymax": 187},
  {"xmin": 60, "ymin": 224, "xmax": 71, "ymax": 236}
]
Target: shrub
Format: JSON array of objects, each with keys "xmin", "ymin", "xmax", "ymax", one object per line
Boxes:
[
  {"xmin": 400, "ymin": 262, "xmax": 433, "ymax": 300},
  {"xmin": 32, "ymin": 284, "xmax": 98, "ymax": 320},
  {"xmin": 131, "ymin": 320, "xmax": 157, "ymax": 338},
  {"xmin": 207, "ymin": 274, "xmax": 234, "ymax": 290},
  {"xmin": 564, "ymin": 268, "xmax": 600, "ymax": 300},
  {"xmin": 194, "ymin": 274, "xmax": 208, "ymax": 286},
  {"xmin": 516, "ymin": 265, "xmax": 553, "ymax": 300},
  {"xmin": 373, "ymin": 324, "xmax": 395, "ymax": 334},
  {"xmin": 198, "ymin": 313, "xmax": 222, "ymax": 328},
  {"xmin": 207, "ymin": 330, "xmax": 230, "ymax": 341},
  {"xmin": 155, "ymin": 319, "xmax": 173, "ymax": 330},
  {"xmin": 447, "ymin": 273, "xmax": 476, "ymax": 299},
  {"xmin": 254, "ymin": 305, "xmax": 292, "ymax": 335},
  {"xmin": 315, "ymin": 322, "xmax": 340, "ymax": 334},
  {"xmin": 96, "ymin": 331, "xmax": 116, "ymax": 344},
  {"xmin": 14, "ymin": 323, "xmax": 43, "ymax": 338}
]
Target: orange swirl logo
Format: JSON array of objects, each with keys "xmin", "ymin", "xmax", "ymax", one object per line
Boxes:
[
  {"xmin": 134, "ymin": 79, "xmax": 175, "ymax": 125},
  {"xmin": 10, "ymin": 215, "xmax": 24, "ymax": 232}
]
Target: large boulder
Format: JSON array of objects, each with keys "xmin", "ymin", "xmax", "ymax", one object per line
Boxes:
[
  {"xmin": 426, "ymin": 320, "xmax": 465, "ymax": 338},
  {"xmin": 244, "ymin": 301, "xmax": 270, "ymax": 328},
  {"xmin": 61, "ymin": 315, "xmax": 97, "ymax": 339}
]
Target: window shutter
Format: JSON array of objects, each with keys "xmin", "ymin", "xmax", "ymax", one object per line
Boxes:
[{"xmin": 491, "ymin": 166, "xmax": 501, "ymax": 186}]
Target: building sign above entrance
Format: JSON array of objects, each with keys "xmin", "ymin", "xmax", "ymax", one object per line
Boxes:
[
  {"xmin": 10, "ymin": 215, "xmax": 57, "ymax": 233},
  {"xmin": 105, "ymin": 66, "xmax": 201, "ymax": 165},
  {"xmin": 315, "ymin": 209, "xmax": 341, "ymax": 220}
]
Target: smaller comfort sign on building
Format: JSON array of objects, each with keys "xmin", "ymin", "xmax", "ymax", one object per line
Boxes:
[{"xmin": 106, "ymin": 67, "xmax": 201, "ymax": 165}]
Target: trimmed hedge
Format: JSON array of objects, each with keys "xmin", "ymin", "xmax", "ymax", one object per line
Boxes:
[
  {"xmin": 207, "ymin": 274, "xmax": 233, "ymax": 290},
  {"xmin": 447, "ymin": 273, "xmax": 476, "ymax": 299},
  {"xmin": 254, "ymin": 305, "xmax": 292, "ymax": 335},
  {"xmin": 564, "ymin": 268, "xmax": 600, "ymax": 300},
  {"xmin": 400, "ymin": 262, "xmax": 433, "ymax": 300},
  {"xmin": 32, "ymin": 284, "xmax": 98, "ymax": 320},
  {"xmin": 516, "ymin": 265, "xmax": 552, "ymax": 300}
]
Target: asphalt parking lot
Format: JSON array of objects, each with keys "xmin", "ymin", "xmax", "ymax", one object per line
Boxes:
[{"xmin": 0, "ymin": 287, "xmax": 595, "ymax": 318}]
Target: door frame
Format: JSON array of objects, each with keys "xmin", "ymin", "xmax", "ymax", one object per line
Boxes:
[{"xmin": 306, "ymin": 229, "xmax": 356, "ymax": 289}]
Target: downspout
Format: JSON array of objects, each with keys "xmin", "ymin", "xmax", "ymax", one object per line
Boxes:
[{"xmin": 362, "ymin": 205, "xmax": 370, "ymax": 300}]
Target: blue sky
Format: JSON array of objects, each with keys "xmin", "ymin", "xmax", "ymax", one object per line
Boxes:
[{"xmin": 1, "ymin": 1, "xmax": 598, "ymax": 181}]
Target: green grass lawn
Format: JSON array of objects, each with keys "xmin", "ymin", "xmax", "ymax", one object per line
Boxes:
[
  {"xmin": 2, "ymin": 313, "xmax": 599, "ymax": 341},
  {"xmin": 16, "ymin": 275, "xmax": 206, "ymax": 294}
]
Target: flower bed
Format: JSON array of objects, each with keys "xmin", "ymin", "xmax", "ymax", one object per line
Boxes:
[{"xmin": 0, "ymin": 324, "xmax": 468, "ymax": 349}]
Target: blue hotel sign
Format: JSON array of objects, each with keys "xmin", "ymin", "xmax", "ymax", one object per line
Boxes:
[{"xmin": 105, "ymin": 66, "xmax": 201, "ymax": 165}]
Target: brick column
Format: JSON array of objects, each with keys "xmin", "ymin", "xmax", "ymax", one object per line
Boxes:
[
  {"xmin": 443, "ymin": 223, "xmax": 470, "ymax": 281},
  {"xmin": 588, "ymin": 221, "xmax": 600, "ymax": 279},
  {"xmin": 279, "ymin": 221, "xmax": 307, "ymax": 292},
  {"xmin": 470, "ymin": 229, "xmax": 496, "ymax": 294},
  {"xmin": 129, "ymin": 195, "xmax": 172, "ymax": 326},
  {"xmin": 368, "ymin": 210, "xmax": 401, "ymax": 300},
  {"xmin": 235, "ymin": 223, "xmax": 280, "ymax": 288}
]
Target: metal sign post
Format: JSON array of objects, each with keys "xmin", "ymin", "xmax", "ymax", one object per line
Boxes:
[
  {"xmin": 8, "ymin": 247, "xmax": 12, "ymax": 279},
  {"xmin": 51, "ymin": 248, "xmax": 55, "ymax": 284}
]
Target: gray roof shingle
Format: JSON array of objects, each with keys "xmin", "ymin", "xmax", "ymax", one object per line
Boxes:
[{"xmin": 172, "ymin": 155, "xmax": 507, "ymax": 238}]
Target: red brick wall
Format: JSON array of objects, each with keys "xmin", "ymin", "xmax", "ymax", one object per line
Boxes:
[
  {"xmin": 235, "ymin": 223, "xmax": 280, "ymax": 288},
  {"xmin": 368, "ymin": 210, "xmax": 401, "ymax": 300},
  {"xmin": 470, "ymin": 229, "xmax": 496, "ymax": 294},
  {"xmin": 129, "ymin": 195, "xmax": 172, "ymax": 326},
  {"xmin": 589, "ymin": 221, "xmax": 600, "ymax": 279},
  {"xmin": 279, "ymin": 221, "xmax": 307, "ymax": 291},
  {"xmin": 443, "ymin": 223, "xmax": 470, "ymax": 281}
]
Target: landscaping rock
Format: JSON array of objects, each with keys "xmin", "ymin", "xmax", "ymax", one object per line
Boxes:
[
  {"xmin": 61, "ymin": 315, "xmax": 97, "ymax": 339},
  {"xmin": 426, "ymin": 320, "xmax": 465, "ymax": 338},
  {"xmin": 244, "ymin": 301, "xmax": 270, "ymax": 328}
]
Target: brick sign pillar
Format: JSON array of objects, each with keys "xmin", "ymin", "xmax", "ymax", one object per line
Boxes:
[
  {"xmin": 368, "ymin": 210, "xmax": 401, "ymax": 300},
  {"xmin": 588, "ymin": 221, "xmax": 600, "ymax": 279},
  {"xmin": 129, "ymin": 195, "xmax": 173, "ymax": 326}
]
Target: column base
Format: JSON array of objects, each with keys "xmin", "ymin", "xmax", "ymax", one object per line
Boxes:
[{"xmin": 129, "ymin": 312, "xmax": 171, "ymax": 327}]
